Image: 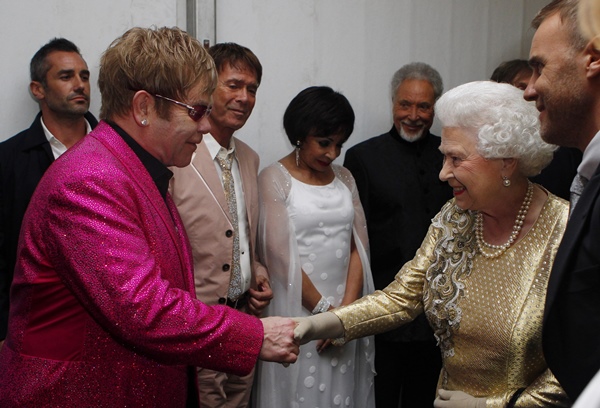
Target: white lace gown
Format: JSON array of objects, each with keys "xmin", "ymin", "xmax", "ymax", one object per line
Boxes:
[{"xmin": 255, "ymin": 163, "xmax": 375, "ymax": 408}]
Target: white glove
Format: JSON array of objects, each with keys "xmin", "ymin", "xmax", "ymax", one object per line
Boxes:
[
  {"xmin": 434, "ymin": 389, "xmax": 487, "ymax": 408},
  {"xmin": 293, "ymin": 312, "xmax": 344, "ymax": 345}
]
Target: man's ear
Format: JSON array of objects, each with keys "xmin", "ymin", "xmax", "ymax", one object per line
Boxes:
[
  {"xmin": 131, "ymin": 91, "xmax": 152, "ymax": 127},
  {"xmin": 585, "ymin": 40, "xmax": 600, "ymax": 79},
  {"xmin": 29, "ymin": 81, "xmax": 45, "ymax": 101}
]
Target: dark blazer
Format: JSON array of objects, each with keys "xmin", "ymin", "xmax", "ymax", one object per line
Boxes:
[
  {"xmin": 531, "ymin": 147, "xmax": 582, "ymax": 201},
  {"xmin": 343, "ymin": 127, "xmax": 452, "ymax": 342},
  {"xmin": 543, "ymin": 161, "xmax": 600, "ymax": 401},
  {"xmin": 0, "ymin": 111, "xmax": 98, "ymax": 339}
]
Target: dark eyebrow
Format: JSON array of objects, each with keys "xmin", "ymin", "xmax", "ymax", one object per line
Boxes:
[
  {"xmin": 528, "ymin": 56, "xmax": 544, "ymax": 69},
  {"xmin": 56, "ymin": 69, "xmax": 90, "ymax": 76},
  {"xmin": 57, "ymin": 69, "xmax": 75, "ymax": 76},
  {"xmin": 225, "ymin": 78, "xmax": 257, "ymax": 86}
]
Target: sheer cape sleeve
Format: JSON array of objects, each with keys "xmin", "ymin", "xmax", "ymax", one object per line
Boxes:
[{"xmin": 257, "ymin": 163, "xmax": 375, "ymax": 318}]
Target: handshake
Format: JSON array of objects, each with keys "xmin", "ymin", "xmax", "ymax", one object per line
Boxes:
[{"xmin": 258, "ymin": 312, "xmax": 344, "ymax": 363}]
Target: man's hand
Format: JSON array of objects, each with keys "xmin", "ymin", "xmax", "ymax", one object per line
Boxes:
[
  {"xmin": 259, "ymin": 316, "xmax": 299, "ymax": 364},
  {"xmin": 248, "ymin": 276, "xmax": 273, "ymax": 316},
  {"xmin": 434, "ymin": 389, "xmax": 487, "ymax": 408}
]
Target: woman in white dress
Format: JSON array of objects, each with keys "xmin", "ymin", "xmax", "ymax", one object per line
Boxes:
[{"xmin": 254, "ymin": 86, "xmax": 375, "ymax": 408}]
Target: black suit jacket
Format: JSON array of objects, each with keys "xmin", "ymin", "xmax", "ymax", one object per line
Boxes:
[
  {"xmin": 543, "ymin": 161, "xmax": 600, "ymax": 401},
  {"xmin": 531, "ymin": 147, "xmax": 582, "ymax": 201},
  {"xmin": 343, "ymin": 127, "xmax": 452, "ymax": 342},
  {"xmin": 0, "ymin": 111, "xmax": 98, "ymax": 339}
]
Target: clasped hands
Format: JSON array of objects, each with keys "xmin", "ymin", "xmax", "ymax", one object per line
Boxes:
[
  {"xmin": 259, "ymin": 312, "xmax": 345, "ymax": 365},
  {"xmin": 262, "ymin": 315, "xmax": 487, "ymax": 408}
]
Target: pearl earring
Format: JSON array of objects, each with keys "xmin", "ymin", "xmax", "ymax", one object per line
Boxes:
[
  {"xmin": 502, "ymin": 176, "xmax": 511, "ymax": 187},
  {"xmin": 141, "ymin": 119, "xmax": 148, "ymax": 126}
]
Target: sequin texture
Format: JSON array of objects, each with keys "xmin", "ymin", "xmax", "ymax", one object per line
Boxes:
[
  {"xmin": 334, "ymin": 195, "xmax": 571, "ymax": 407},
  {"xmin": 0, "ymin": 122, "xmax": 264, "ymax": 407}
]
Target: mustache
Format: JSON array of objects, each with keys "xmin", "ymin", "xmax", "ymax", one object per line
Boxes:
[{"xmin": 401, "ymin": 120, "xmax": 424, "ymax": 126}]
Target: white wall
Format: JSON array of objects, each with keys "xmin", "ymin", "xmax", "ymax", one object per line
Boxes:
[
  {"xmin": 215, "ymin": 0, "xmax": 548, "ymax": 168},
  {"xmin": 0, "ymin": 0, "xmax": 186, "ymax": 141},
  {"xmin": 1, "ymin": 0, "xmax": 548, "ymax": 171}
]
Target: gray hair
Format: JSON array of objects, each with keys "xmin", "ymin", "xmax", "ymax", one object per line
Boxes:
[
  {"xmin": 435, "ymin": 81, "xmax": 557, "ymax": 177},
  {"xmin": 390, "ymin": 62, "xmax": 444, "ymax": 101}
]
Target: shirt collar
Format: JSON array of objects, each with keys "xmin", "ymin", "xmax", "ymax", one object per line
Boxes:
[
  {"xmin": 107, "ymin": 121, "xmax": 173, "ymax": 200},
  {"xmin": 579, "ymin": 129, "xmax": 600, "ymax": 181},
  {"xmin": 203, "ymin": 133, "xmax": 236, "ymax": 161},
  {"xmin": 41, "ymin": 116, "xmax": 93, "ymax": 147}
]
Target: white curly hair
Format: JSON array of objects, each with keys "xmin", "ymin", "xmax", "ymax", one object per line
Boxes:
[{"xmin": 435, "ymin": 81, "xmax": 557, "ymax": 177}]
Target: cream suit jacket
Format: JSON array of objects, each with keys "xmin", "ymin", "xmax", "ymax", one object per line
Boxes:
[{"xmin": 170, "ymin": 138, "xmax": 268, "ymax": 307}]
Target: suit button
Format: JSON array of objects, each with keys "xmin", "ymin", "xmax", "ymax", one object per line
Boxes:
[
  {"xmin": 226, "ymin": 230, "xmax": 233, "ymax": 237},
  {"xmin": 223, "ymin": 264, "xmax": 230, "ymax": 271},
  {"xmin": 218, "ymin": 297, "xmax": 226, "ymax": 304}
]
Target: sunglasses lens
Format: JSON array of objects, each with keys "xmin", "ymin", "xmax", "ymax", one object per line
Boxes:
[{"xmin": 190, "ymin": 105, "xmax": 211, "ymax": 121}]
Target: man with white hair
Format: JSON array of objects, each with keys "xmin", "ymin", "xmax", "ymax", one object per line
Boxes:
[{"xmin": 343, "ymin": 62, "xmax": 452, "ymax": 408}]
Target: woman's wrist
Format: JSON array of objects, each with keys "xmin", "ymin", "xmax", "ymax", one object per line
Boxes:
[{"xmin": 312, "ymin": 296, "xmax": 331, "ymax": 314}]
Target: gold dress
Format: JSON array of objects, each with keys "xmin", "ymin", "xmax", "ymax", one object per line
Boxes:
[{"xmin": 333, "ymin": 194, "xmax": 571, "ymax": 407}]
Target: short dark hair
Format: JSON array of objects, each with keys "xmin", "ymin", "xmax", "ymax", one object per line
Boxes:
[
  {"xmin": 490, "ymin": 59, "xmax": 532, "ymax": 84},
  {"xmin": 532, "ymin": 0, "xmax": 587, "ymax": 51},
  {"xmin": 30, "ymin": 38, "xmax": 82, "ymax": 84},
  {"xmin": 209, "ymin": 42, "xmax": 263, "ymax": 85},
  {"xmin": 283, "ymin": 86, "xmax": 355, "ymax": 146}
]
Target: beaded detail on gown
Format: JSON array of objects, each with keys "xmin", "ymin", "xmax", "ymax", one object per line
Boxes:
[{"xmin": 289, "ymin": 176, "xmax": 367, "ymax": 407}]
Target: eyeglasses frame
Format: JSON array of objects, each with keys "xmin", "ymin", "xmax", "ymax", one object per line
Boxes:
[{"xmin": 153, "ymin": 93, "xmax": 212, "ymax": 121}]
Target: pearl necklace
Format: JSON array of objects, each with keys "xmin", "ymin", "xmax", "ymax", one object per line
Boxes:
[{"xmin": 475, "ymin": 181, "xmax": 534, "ymax": 259}]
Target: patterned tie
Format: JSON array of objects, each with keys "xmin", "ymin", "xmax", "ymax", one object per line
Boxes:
[
  {"xmin": 569, "ymin": 173, "xmax": 588, "ymax": 217},
  {"xmin": 217, "ymin": 152, "xmax": 243, "ymax": 300}
]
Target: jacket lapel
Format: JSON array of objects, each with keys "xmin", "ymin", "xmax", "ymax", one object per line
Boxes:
[
  {"xmin": 545, "ymin": 165, "xmax": 600, "ymax": 320},
  {"xmin": 235, "ymin": 143, "xmax": 254, "ymax": 229},
  {"xmin": 191, "ymin": 143, "xmax": 232, "ymax": 223},
  {"xmin": 92, "ymin": 122, "xmax": 190, "ymax": 278}
]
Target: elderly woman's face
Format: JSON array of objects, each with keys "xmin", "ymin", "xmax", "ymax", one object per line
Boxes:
[{"xmin": 439, "ymin": 127, "xmax": 504, "ymax": 212}]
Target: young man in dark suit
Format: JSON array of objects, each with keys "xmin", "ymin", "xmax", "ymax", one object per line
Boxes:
[
  {"xmin": 0, "ymin": 38, "xmax": 97, "ymax": 345},
  {"xmin": 524, "ymin": 0, "xmax": 600, "ymax": 402}
]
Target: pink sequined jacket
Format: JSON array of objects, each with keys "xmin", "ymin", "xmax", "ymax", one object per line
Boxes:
[{"xmin": 0, "ymin": 121, "xmax": 263, "ymax": 407}]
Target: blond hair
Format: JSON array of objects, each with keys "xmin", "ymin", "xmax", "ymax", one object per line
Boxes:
[
  {"xmin": 579, "ymin": 0, "xmax": 600, "ymax": 47},
  {"xmin": 98, "ymin": 27, "xmax": 217, "ymax": 120}
]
